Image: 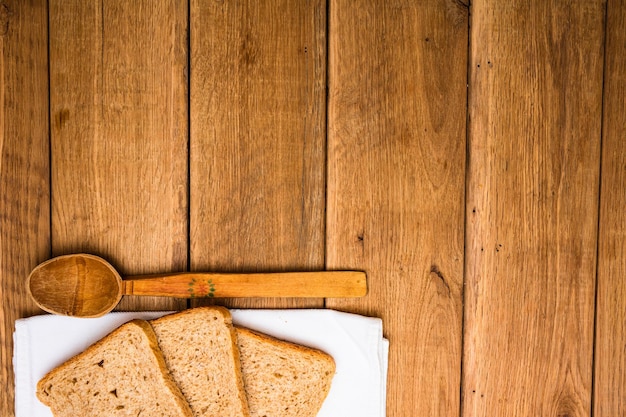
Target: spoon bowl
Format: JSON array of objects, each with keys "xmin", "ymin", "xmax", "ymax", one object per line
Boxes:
[
  {"xmin": 27, "ymin": 253, "xmax": 368, "ymax": 317},
  {"xmin": 27, "ymin": 254, "xmax": 123, "ymax": 317}
]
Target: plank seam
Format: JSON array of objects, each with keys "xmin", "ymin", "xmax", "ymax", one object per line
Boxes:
[
  {"xmin": 323, "ymin": 0, "xmax": 330, "ymax": 310},
  {"xmin": 590, "ymin": 1, "xmax": 610, "ymax": 416},
  {"xmin": 47, "ymin": 0, "xmax": 53, "ymax": 258},
  {"xmin": 187, "ymin": 0, "xmax": 192, "ymax": 310},
  {"xmin": 459, "ymin": 1, "xmax": 472, "ymax": 416}
]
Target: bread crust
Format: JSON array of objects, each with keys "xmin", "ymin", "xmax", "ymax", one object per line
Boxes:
[
  {"xmin": 36, "ymin": 308, "xmax": 336, "ymax": 417},
  {"xmin": 235, "ymin": 326, "xmax": 335, "ymax": 417},
  {"xmin": 150, "ymin": 306, "xmax": 251, "ymax": 417},
  {"xmin": 36, "ymin": 319, "xmax": 193, "ymax": 417},
  {"xmin": 235, "ymin": 326, "xmax": 336, "ymax": 371}
]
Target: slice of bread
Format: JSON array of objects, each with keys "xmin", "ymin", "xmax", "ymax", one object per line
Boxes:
[
  {"xmin": 150, "ymin": 307, "xmax": 251, "ymax": 417},
  {"xmin": 36, "ymin": 319, "xmax": 193, "ymax": 417},
  {"xmin": 236, "ymin": 327, "xmax": 335, "ymax": 417}
]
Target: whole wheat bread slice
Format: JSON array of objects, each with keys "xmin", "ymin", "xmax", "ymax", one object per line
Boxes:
[
  {"xmin": 36, "ymin": 319, "xmax": 193, "ymax": 417},
  {"xmin": 150, "ymin": 307, "xmax": 251, "ymax": 417},
  {"xmin": 236, "ymin": 327, "xmax": 335, "ymax": 417}
]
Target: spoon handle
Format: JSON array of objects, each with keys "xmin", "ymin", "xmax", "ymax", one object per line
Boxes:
[{"xmin": 122, "ymin": 271, "xmax": 367, "ymax": 298}]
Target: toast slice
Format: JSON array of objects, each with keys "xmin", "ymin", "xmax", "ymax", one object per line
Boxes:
[
  {"xmin": 236, "ymin": 327, "xmax": 335, "ymax": 417},
  {"xmin": 150, "ymin": 307, "xmax": 250, "ymax": 417},
  {"xmin": 36, "ymin": 319, "xmax": 193, "ymax": 417}
]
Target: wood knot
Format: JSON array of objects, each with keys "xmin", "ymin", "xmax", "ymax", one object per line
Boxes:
[
  {"xmin": 240, "ymin": 34, "xmax": 258, "ymax": 68},
  {"xmin": 430, "ymin": 264, "xmax": 451, "ymax": 297},
  {"xmin": 57, "ymin": 108, "xmax": 70, "ymax": 129},
  {"xmin": 0, "ymin": 4, "xmax": 11, "ymax": 36}
]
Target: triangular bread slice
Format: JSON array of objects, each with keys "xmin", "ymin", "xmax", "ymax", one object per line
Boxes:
[
  {"xmin": 36, "ymin": 319, "xmax": 193, "ymax": 417},
  {"xmin": 236, "ymin": 327, "xmax": 335, "ymax": 417},
  {"xmin": 150, "ymin": 307, "xmax": 251, "ymax": 417}
]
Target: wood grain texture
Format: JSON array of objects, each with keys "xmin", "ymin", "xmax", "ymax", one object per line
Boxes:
[
  {"xmin": 326, "ymin": 1, "xmax": 468, "ymax": 416},
  {"xmin": 0, "ymin": 0, "xmax": 49, "ymax": 414},
  {"xmin": 49, "ymin": 0, "xmax": 188, "ymax": 311},
  {"xmin": 190, "ymin": 0, "xmax": 326, "ymax": 309},
  {"xmin": 594, "ymin": 0, "xmax": 626, "ymax": 415},
  {"xmin": 464, "ymin": 2, "xmax": 604, "ymax": 416}
]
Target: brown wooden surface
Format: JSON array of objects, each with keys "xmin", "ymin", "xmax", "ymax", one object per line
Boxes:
[
  {"xmin": 1, "ymin": 1, "xmax": 626, "ymax": 417},
  {"xmin": 0, "ymin": 0, "xmax": 50, "ymax": 414},
  {"xmin": 326, "ymin": 1, "xmax": 468, "ymax": 415},
  {"xmin": 594, "ymin": 0, "xmax": 626, "ymax": 415},
  {"xmin": 49, "ymin": 0, "xmax": 188, "ymax": 311},
  {"xmin": 189, "ymin": 0, "xmax": 326, "ymax": 309},
  {"xmin": 463, "ymin": 1, "xmax": 605, "ymax": 416}
]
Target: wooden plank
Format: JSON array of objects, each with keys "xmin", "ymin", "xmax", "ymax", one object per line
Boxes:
[
  {"xmin": 463, "ymin": 2, "xmax": 604, "ymax": 416},
  {"xmin": 190, "ymin": 0, "xmax": 326, "ymax": 309},
  {"xmin": 594, "ymin": 0, "xmax": 626, "ymax": 415},
  {"xmin": 326, "ymin": 1, "xmax": 468, "ymax": 416},
  {"xmin": 0, "ymin": 0, "xmax": 50, "ymax": 414},
  {"xmin": 49, "ymin": 0, "xmax": 188, "ymax": 311}
]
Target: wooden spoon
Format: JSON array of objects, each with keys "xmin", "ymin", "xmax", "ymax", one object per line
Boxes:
[{"xmin": 27, "ymin": 253, "xmax": 367, "ymax": 318}]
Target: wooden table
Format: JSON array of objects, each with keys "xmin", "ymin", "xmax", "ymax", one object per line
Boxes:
[{"xmin": 1, "ymin": 1, "xmax": 625, "ymax": 416}]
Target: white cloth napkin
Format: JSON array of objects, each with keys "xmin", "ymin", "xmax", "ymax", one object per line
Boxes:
[{"xmin": 13, "ymin": 309, "xmax": 388, "ymax": 417}]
